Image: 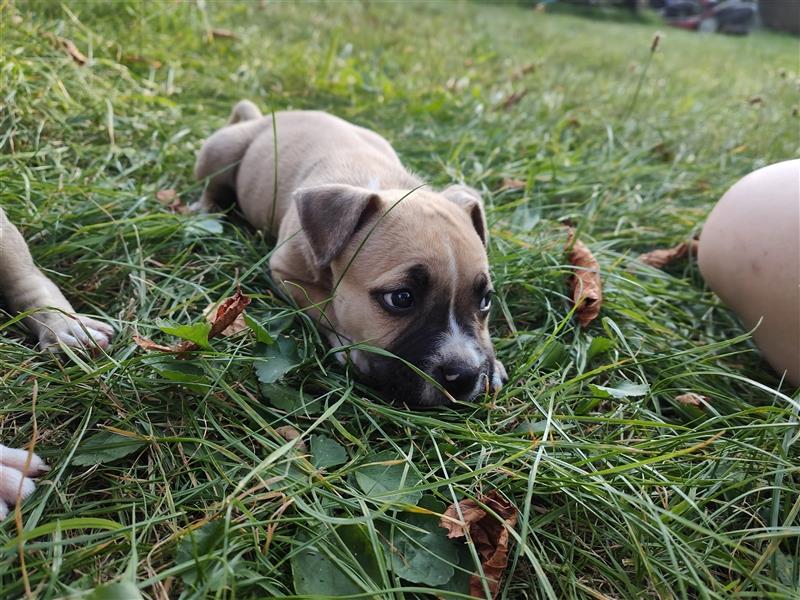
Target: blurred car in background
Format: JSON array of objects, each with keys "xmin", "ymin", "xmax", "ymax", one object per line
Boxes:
[{"xmin": 661, "ymin": 0, "xmax": 757, "ymax": 34}]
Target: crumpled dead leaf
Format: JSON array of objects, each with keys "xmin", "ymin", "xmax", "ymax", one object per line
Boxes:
[
  {"xmin": 43, "ymin": 32, "xmax": 87, "ymax": 65},
  {"xmin": 209, "ymin": 28, "xmax": 239, "ymax": 40},
  {"xmin": 676, "ymin": 392, "xmax": 707, "ymax": 407},
  {"xmin": 566, "ymin": 227, "xmax": 603, "ymax": 327},
  {"xmin": 275, "ymin": 425, "xmax": 307, "ymax": 453},
  {"xmin": 203, "ymin": 299, "xmax": 247, "ymax": 337},
  {"xmin": 60, "ymin": 37, "xmax": 88, "ymax": 65},
  {"xmin": 134, "ymin": 289, "xmax": 251, "ymax": 354},
  {"xmin": 499, "ymin": 89, "xmax": 527, "ymax": 110},
  {"xmin": 440, "ymin": 490, "xmax": 518, "ymax": 599},
  {"xmin": 638, "ymin": 239, "xmax": 699, "ymax": 269},
  {"xmin": 499, "ymin": 178, "xmax": 526, "ymax": 192},
  {"xmin": 155, "ymin": 189, "xmax": 190, "ymax": 214}
]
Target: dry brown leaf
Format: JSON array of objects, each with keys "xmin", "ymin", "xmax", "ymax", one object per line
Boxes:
[
  {"xmin": 638, "ymin": 240, "xmax": 699, "ymax": 269},
  {"xmin": 499, "ymin": 89, "xmax": 527, "ymax": 110},
  {"xmin": 132, "ymin": 335, "xmax": 173, "ymax": 353},
  {"xmin": 275, "ymin": 426, "xmax": 307, "ymax": 453},
  {"xmin": 59, "ymin": 37, "xmax": 88, "ymax": 65},
  {"xmin": 206, "ymin": 289, "xmax": 251, "ymax": 340},
  {"xmin": 210, "ymin": 28, "xmax": 239, "ymax": 40},
  {"xmin": 155, "ymin": 189, "xmax": 177, "ymax": 204},
  {"xmin": 676, "ymin": 392, "xmax": 707, "ymax": 407},
  {"xmin": 203, "ymin": 301, "xmax": 247, "ymax": 337},
  {"xmin": 124, "ymin": 54, "xmax": 162, "ymax": 69},
  {"xmin": 565, "ymin": 228, "xmax": 603, "ymax": 327},
  {"xmin": 156, "ymin": 189, "xmax": 191, "ymax": 214},
  {"xmin": 499, "ymin": 178, "xmax": 526, "ymax": 192},
  {"xmin": 135, "ymin": 289, "xmax": 251, "ymax": 354},
  {"xmin": 510, "ymin": 63, "xmax": 536, "ymax": 81},
  {"xmin": 440, "ymin": 490, "xmax": 517, "ymax": 599}
]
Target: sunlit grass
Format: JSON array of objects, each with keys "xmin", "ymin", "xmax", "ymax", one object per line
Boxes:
[{"xmin": 0, "ymin": 1, "xmax": 797, "ymax": 598}]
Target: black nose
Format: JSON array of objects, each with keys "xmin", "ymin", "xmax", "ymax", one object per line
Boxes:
[{"xmin": 438, "ymin": 363, "xmax": 481, "ymax": 400}]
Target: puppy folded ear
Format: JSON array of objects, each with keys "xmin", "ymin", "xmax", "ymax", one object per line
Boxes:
[
  {"xmin": 295, "ymin": 184, "xmax": 381, "ymax": 269},
  {"xmin": 441, "ymin": 184, "xmax": 488, "ymax": 246}
]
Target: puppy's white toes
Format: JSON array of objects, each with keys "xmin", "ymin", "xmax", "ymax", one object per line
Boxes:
[
  {"xmin": 0, "ymin": 465, "xmax": 36, "ymax": 504},
  {"xmin": 491, "ymin": 360, "xmax": 508, "ymax": 392},
  {"xmin": 0, "ymin": 445, "xmax": 48, "ymax": 476},
  {"xmin": 0, "ymin": 498, "xmax": 8, "ymax": 520},
  {"xmin": 78, "ymin": 316, "xmax": 116, "ymax": 340}
]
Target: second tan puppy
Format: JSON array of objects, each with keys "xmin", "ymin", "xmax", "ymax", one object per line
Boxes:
[
  {"xmin": 195, "ymin": 101, "xmax": 506, "ymax": 406},
  {"xmin": 0, "ymin": 207, "xmax": 115, "ymax": 518}
]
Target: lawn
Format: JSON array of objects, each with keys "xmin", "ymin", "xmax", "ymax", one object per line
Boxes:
[{"xmin": 1, "ymin": 1, "xmax": 798, "ymax": 598}]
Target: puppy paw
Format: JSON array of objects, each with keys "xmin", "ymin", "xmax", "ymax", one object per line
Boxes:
[
  {"xmin": 0, "ymin": 445, "xmax": 48, "ymax": 520},
  {"xmin": 490, "ymin": 359, "xmax": 508, "ymax": 393},
  {"xmin": 38, "ymin": 314, "xmax": 115, "ymax": 352}
]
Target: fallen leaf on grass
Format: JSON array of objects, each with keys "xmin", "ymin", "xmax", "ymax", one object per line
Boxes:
[
  {"xmin": 440, "ymin": 490, "xmax": 517, "ymax": 599},
  {"xmin": 565, "ymin": 228, "xmax": 603, "ymax": 327},
  {"xmin": 498, "ymin": 89, "xmax": 527, "ymax": 110},
  {"xmin": 499, "ymin": 178, "xmax": 526, "ymax": 192},
  {"xmin": 134, "ymin": 289, "xmax": 251, "ymax": 354},
  {"xmin": 204, "ymin": 290, "xmax": 251, "ymax": 340},
  {"xmin": 275, "ymin": 425, "xmax": 307, "ymax": 453},
  {"xmin": 132, "ymin": 335, "xmax": 174, "ymax": 353},
  {"xmin": 209, "ymin": 28, "xmax": 239, "ymax": 40},
  {"xmin": 123, "ymin": 54, "xmax": 162, "ymax": 69},
  {"xmin": 510, "ymin": 63, "xmax": 536, "ymax": 81},
  {"xmin": 155, "ymin": 189, "xmax": 190, "ymax": 214},
  {"xmin": 638, "ymin": 240, "xmax": 699, "ymax": 269},
  {"xmin": 203, "ymin": 301, "xmax": 247, "ymax": 337},
  {"xmin": 59, "ymin": 37, "xmax": 88, "ymax": 65},
  {"xmin": 676, "ymin": 392, "xmax": 707, "ymax": 407},
  {"xmin": 43, "ymin": 33, "xmax": 87, "ymax": 65}
]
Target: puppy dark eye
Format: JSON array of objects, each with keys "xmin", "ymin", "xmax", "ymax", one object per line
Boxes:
[
  {"xmin": 479, "ymin": 291, "xmax": 492, "ymax": 312},
  {"xmin": 382, "ymin": 289, "xmax": 414, "ymax": 311}
]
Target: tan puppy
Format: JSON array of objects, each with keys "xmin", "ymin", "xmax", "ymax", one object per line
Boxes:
[
  {"xmin": 0, "ymin": 207, "xmax": 115, "ymax": 517},
  {"xmin": 195, "ymin": 100, "xmax": 506, "ymax": 406}
]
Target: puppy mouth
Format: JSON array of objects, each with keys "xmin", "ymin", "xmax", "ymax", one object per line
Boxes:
[{"xmin": 356, "ymin": 355, "xmax": 495, "ymax": 408}]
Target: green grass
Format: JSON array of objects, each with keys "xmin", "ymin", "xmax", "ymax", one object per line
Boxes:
[{"xmin": 1, "ymin": 1, "xmax": 798, "ymax": 598}]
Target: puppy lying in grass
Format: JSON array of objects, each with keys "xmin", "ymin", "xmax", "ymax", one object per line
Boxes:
[
  {"xmin": 195, "ymin": 100, "xmax": 507, "ymax": 407},
  {"xmin": 0, "ymin": 207, "xmax": 114, "ymax": 518}
]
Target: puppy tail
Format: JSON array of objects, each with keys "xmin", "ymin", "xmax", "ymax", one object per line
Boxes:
[{"xmin": 228, "ymin": 100, "xmax": 263, "ymax": 125}]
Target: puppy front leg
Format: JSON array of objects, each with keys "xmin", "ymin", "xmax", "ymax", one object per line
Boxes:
[
  {"xmin": 0, "ymin": 208, "xmax": 114, "ymax": 350},
  {"xmin": 0, "ymin": 444, "xmax": 48, "ymax": 520}
]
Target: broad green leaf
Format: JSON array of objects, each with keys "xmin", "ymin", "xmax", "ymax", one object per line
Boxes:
[
  {"xmin": 188, "ymin": 216, "xmax": 223, "ymax": 235},
  {"xmin": 537, "ymin": 341, "xmax": 568, "ymax": 370},
  {"xmin": 158, "ymin": 321, "xmax": 212, "ymax": 349},
  {"xmin": 260, "ymin": 383, "xmax": 321, "ymax": 415},
  {"xmin": 244, "ymin": 314, "xmax": 274, "ymax": 345},
  {"xmin": 590, "ymin": 381, "xmax": 650, "ymax": 399},
  {"xmin": 292, "ymin": 525, "xmax": 380, "ymax": 596},
  {"xmin": 382, "ymin": 512, "xmax": 459, "ymax": 586},
  {"xmin": 354, "ymin": 451, "xmax": 422, "ymax": 506},
  {"xmin": 514, "ymin": 420, "xmax": 575, "ymax": 435},
  {"xmin": 312, "ymin": 435, "xmax": 347, "ymax": 469},
  {"xmin": 85, "ymin": 581, "xmax": 144, "ymax": 600},
  {"xmin": 1, "ymin": 518, "xmax": 124, "ymax": 552},
  {"xmin": 255, "ymin": 338, "xmax": 301, "ymax": 384},
  {"xmin": 587, "ymin": 336, "xmax": 615, "ymax": 361},
  {"xmin": 176, "ymin": 520, "xmax": 226, "ymax": 585},
  {"xmin": 143, "ymin": 356, "xmax": 210, "ymax": 394},
  {"xmin": 73, "ymin": 431, "xmax": 145, "ymax": 466}
]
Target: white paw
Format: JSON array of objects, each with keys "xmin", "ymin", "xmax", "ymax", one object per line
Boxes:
[
  {"xmin": 0, "ymin": 445, "xmax": 48, "ymax": 520},
  {"xmin": 491, "ymin": 359, "xmax": 508, "ymax": 393},
  {"xmin": 38, "ymin": 314, "xmax": 115, "ymax": 352}
]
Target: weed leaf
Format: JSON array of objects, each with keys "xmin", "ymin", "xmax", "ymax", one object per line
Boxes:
[
  {"xmin": 311, "ymin": 435, "xmax": 347, "ymax": 469},
  {"xmin": 354, "ymin": 451, "xmax": 422, "ymax": 506},
  {"xmin": 73, "ymin": 431, "xmax": 145, "ymax": 466}
]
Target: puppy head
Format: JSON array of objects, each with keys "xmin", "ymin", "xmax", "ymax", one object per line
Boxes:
[{"xmin": 295, "ymin": 183, "xmax": 502, "ymax": 407}]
